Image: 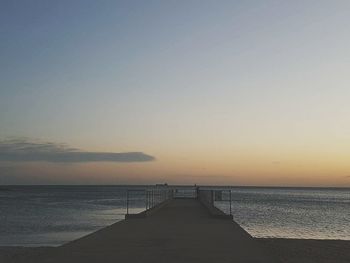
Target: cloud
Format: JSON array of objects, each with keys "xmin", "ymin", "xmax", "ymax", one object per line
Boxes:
[{"xmin": 0, "ymin": 139, "xmax": 155, "ymax": 163}]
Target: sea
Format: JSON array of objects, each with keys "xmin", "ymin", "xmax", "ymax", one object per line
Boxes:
[{"xmin": 0, "ymin": 185, "xmax": 349, "ymax": 246}]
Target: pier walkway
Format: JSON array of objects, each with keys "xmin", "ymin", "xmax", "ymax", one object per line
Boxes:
[{"xmin": 38, "ymin": 198, "xmax": 276, "ymax": 263}]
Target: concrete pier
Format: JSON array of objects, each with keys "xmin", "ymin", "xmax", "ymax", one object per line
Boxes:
[{"xmin": 35, "ymin": 198, "xmax": 277, "ymax": 263}]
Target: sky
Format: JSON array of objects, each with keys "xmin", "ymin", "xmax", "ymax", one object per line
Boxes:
[{"xmin": 1, "ymin": 0, "xmax": 350, "ymax": 186}]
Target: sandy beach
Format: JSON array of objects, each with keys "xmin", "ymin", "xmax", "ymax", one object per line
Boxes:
[
  {"xmin": 259, "ymin": 238, "xmax": 350, "ymax": 263},
  {"xmin": 0, "ymin": 247, "xmax": 53, "ymax": 263},
  {"xmin": 1, "ymin": 238, "xmax": 349, "ymax": 263}
]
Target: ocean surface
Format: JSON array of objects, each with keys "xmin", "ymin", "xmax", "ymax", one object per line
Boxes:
[{"xmin": 0, "ymin": 186, "xmax": 349, "ymax": 246}]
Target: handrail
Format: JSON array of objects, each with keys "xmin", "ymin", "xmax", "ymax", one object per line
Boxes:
[
  {"xmin": 173, "ymin": 188, "xmax": 197, "ymax": 199},
  {"xmin": 198, "ymin": 189, "xmax": 233, "ymax": 218},
  {"xmin": 126, "ymin": 188, "xmax": 174, "ymax": 216},
  {"xmin": 125, "ymin": 187, "xmax": 234, "ymax": 219}
]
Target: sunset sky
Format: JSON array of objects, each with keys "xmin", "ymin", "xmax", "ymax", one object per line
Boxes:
[{"xmin": 1, "ymin": 1, "xmax": 350, "ymax": 186}]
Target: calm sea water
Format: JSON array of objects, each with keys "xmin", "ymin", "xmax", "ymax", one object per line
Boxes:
[
  {"xmin": 0, "ymin": 186, "xmax": 349, "ymax": 246},
  {"xmin": 215, "ymin": 187, "xmax": 350, "ymax": 240}
]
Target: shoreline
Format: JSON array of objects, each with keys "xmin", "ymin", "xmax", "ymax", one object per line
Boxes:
[{"xmin": 1, "ymin": 238, "xmax": 349, "ymax": 263}]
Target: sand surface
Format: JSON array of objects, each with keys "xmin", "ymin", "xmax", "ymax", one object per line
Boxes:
[
  {"xmin": 0, "ymin": 247, "xmax": 53, "ymax": 263},
  {"xmin": 1, "ymin": 239, "xmax": 349, "ymax": 263},
  {"xmin": 259, "ymin": 238, "xmax": 350, "ymax": 263}
]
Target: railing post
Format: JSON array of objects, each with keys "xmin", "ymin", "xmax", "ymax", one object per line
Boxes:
[
  {"xmin": 211, "ymin": 190, "xmax": 214, "ymax": 205},
  {"xmin": 229, "ymin": 190, "xmax": 232, "ymax": 216},
  {"xmin": 151, "ymin": 190, "xmax": 154, "ymax": 208},
  {"xmin": 145, "ymin": 190, "xmax": 147, "ymax": 210},
  {"xmin": 126, "ymin": 190, "xmax": 129, "ymax": 215}
]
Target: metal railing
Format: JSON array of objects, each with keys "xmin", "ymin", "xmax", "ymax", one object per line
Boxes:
[
  {"xmin": 125, "ymin": 187, "xmax": 234, "ymax": 217},
  {"xmin": 125, "ymin": 189, "xmax": 146, "ymax": 215},
  {"xmin": 173, "ymin": 187, "xmax": 197, "ymax": 198},
  {"xmin": 198, "ymin": 189, "xmax": 232, "ymax": 215},
  {"xmin": 126, "ymin": 188, "xmax": 174, "ymax": 215},
  {"xmin": 145, "ymin": 188, "xmax": 174, "ymax": 210}
]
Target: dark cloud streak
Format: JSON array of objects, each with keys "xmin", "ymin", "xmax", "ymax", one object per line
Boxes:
[{"xmin": 0, "ymin": 139, "xmax": 155, "ymax": 163}]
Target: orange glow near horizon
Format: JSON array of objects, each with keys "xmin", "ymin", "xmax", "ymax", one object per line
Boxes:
[{"xmin": 4, "ymin": 150, "xmax": 349, "ymax": 187}]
